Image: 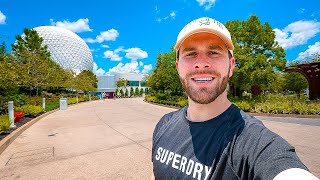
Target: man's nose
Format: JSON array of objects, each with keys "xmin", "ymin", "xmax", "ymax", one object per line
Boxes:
[{"xmin": 194, "ymin": 53, "xmax": 211, "ymax": 69}]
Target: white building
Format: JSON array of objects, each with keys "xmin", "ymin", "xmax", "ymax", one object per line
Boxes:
[{"xmin": 96, "ymin": 73, "xmax": 148, "ymax": 98}]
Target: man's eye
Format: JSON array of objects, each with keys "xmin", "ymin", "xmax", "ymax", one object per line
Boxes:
[
  {"xmin": 186, "ymin": 52, "xmax": 197, "ymax": 57},
  {"xmin": 208, "ymin": 51, "xmax": 219, "ymax": 55}
]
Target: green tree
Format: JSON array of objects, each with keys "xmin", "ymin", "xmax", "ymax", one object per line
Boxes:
[
  {"xmin": 283, "ymin": 72, "xmax": 308, "ymax": 96},
  {"xmin": 0, "ymin": 56, "xmax": 19, "ymax": 92},
  {"xmin": 0, "ymin": 41, "xmax": 6, "ymax": 61},
  {"xmin": 225, "ymin": 15, "xmax": 286, "ymax": 97},
  {"xmin": 115, "ymin": 88, "xmax": 119, "ymax": 97},
  {"xmin": 116, "ymin": 78, "xmax": 128, "ymax": 88},
  {"xmin": 75, "ymin": 70, "xmax": 98, "ymax": 92},
  {"xmin": 135, "ymin": 87, "xmax": 140, "ymax": 96},
  {"xmin": 124, "ymin": 88, "xmax": 128, "ymax": 97},
  {"xmin": 130, "ymin": 87, "xmax": 134, "ymax": 97},
  {"xmin": 139, "ymin": 88, "xmax": 144, "ymax": 96},
  {"xmin": 11, "ymin": 28, "xmax": 60, "ymax": 95},
  {"xmin": 116, "ymin": 78, "xmax": 128, "ymax": 94},
  {"xmin": 269, "ymin": 72, "xmax": 285, "ymax": 94},
  {"xmin": 311, "ymin": 53, "xmax": 320, "ymax": 62},
  {"xmin": 16, "ymin": 51, "xmax": 62, "ymax": 95},
  {"xmin": 147, "ymin": 49, "xmax": 183, "ymax": 95},
  {"xmin": 120, "ymin": 89, "xmax": 124, "ymax": 97},
  {"xmin": 12, "ymin": 28, "xmax": 50, "ymax": 63}
]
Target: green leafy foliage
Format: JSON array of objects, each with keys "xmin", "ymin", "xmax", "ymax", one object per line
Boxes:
[
  {"xmin": 15, "ymin": 105, "xmax": 44, "ymax": 117},
  {"xmin": 146, "ymin": 93, "xmax": 320, "ymax": 115},
  {"xmin": 73, "ymin": 70, "xmax": 98, "ymax": 92},
  {"xmin": 125, "ymin": 88, "xmax": 128, "ymax": 97},
  {"xmin": 225, "ymin": 15, "xmax": 286, "ymax": 96},
  {"xmin": 283, "ymin": 72, "xmax": 308, "ymax": 95},
  {"xmin": 116, "ymin": 78, "xmax": 128, "ymax": 88},
  {"xmin": 147, "ymin": 49, "xmax": 183, "ymax": 95},
  {"xmin": 0, "ymin": 114, "xmax": 11, "ymax": 133},
  {"xmin": 135, "ymin": 87, "xmax": 140, "ymax": 96},
  {"xmin": 233, "ymin": 101, "xmax": 252, "ymax": 112},
  {"xmin": 120, "ymin": 89, "xmax": 124, "ymax": 97},
  {"xmin": 139, "ymin": 88, "xmax": 144, "ymax": 96},
  {"xmin": 130, "ymin": 87, "xmax": 134, "ymax": 97}
]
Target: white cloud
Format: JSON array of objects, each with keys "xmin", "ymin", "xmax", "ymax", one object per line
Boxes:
[
  {"xmin": 93, "ymin": 62, "xmax": 107, "ymax": 76},
  {"xmin": 50, "ymin": 18, "xmax": 92, "ymax": 33},
  {"xmin": 274, "ymin": 20, "xmax": 320, "ymax": 49},
  {"xmin": 170, "ymin": 11, "xmax": 176, "ymax": 18},
  {"xmin": 107, "ymin": 62, "xmax": 153, "ymax": 75},
  {"xmin": 196, "ymin": 0, "xmax": 216, "ymax": 10},
  {"xmin": 296, "ymin": 42, "xmax": 320, "ymax": 61},
  {"xmin": 103, "ymin": 47, "xmax": 123, "ymax": 61},
  {"xmin": 156, "ymin": 11, "xmax": 176, "ymax": 23},
  {"xmin": 85, "ymin": 29, "xmax": 119, "ymax": 43},
  {"xmin": 142, "ymin": 64, "xmax": 152, "ymax": 74},
  {"xmin": 101, "ymin": 44, "xmax": 109, "ymax": 48},
  {"xmin": 0, "ymin": 11, "xmax": 6, "ymax": 24},
  {"xmin": 125, "ymin": 48, "xmax": 148, "ymax": 61},
  {"xmin": 108, "ymin": 62, "xmax": 140, "ymax": 74},
  {"xmin": 115, "ymin": 46, "xmax": 124, "ymax": 53},
  {"xmin": 90, "ymin": 48, "xmax": 100, "ymax": 52},
  {"xmin": 102, "ymin": 47, "xmax": 147, "ymax": 62},
  {"xmin": 139, "ymin": 61, "xmax": 144, "ymax": 66},
  {"xmin": 103, "ymin": 50, "xmax": 122, "ymax": 61}
]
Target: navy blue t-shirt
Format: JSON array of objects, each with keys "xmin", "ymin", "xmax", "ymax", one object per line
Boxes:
[{"xmin": 152, "ymin": 104, "xmax": 308, "ymax": 180}]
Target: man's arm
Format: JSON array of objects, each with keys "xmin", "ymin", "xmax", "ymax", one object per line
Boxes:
[{"xmin": 274, "ymin": 168, "xmax": 319, "ymax": 180}]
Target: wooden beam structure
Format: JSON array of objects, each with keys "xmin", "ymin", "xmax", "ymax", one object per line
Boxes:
[{"xmin": 284, "ymin": 62, "xmax": 320, "ymax": 100}]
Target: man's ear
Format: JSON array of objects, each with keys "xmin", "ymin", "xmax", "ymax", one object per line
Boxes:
[
  {"xmin": 176, "ymin": 60, "xmax": 179, "ymax": 70},
  {"xmin": 228, "ymin": 57, "xmax": 235, "ymax": 78}
]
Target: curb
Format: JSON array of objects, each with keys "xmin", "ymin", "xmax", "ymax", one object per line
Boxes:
[
  {"xmin": 144, "ymin": 100, "xmax": 320, "ymax": 118},
  {"xmin": 247, "ymin": 112, "xmax": 320, "ymax": 118},
  {"xmin": 0, "ymin": 109, "xmax": 58, "ymax": 155}
]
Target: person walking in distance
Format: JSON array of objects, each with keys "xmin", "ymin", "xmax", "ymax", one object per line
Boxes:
[{"xmin": 151, "ymin": 17, "xmax": 318, "ymax": 180}]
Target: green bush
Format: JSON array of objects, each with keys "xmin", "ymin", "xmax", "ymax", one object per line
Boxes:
[
  {"xmin": 0, "ymin": 114, "xmax": 11, "ymax": 133},
  {"xmin": 67, "ymin": 98, "xmax": 77, "ymax": 105},
  {"xmin": 91, "ymin": 96, "xmax": 99, "ymax": 100},
  {"xmin": 234, "ymin": 101, "xmax": 252, "ymax": 112},
  {"xmin": 155, "ymin": 93, "xmax": 168, "ymax": 101},
  {"xmin": 24, "ymin": 96, "xmax": 43, "ymax": 106},
  {"xmin": 15, "ymin": 105, "xmax": 44, "ymax": 117},
  {"xmin": 145, "ymin": 95, "xmax": 158, "ymax": 103},
  {"xmin": 177, "ymin": 99, "xmax": 188, "ymax": 107}
]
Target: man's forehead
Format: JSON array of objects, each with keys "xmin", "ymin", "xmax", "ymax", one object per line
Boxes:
[{"xmin": 181, "ymin": 44, "xmax": 224, "ymax": 53}]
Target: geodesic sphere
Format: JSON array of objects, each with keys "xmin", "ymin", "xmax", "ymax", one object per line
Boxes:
[{"xmin": 33, "ymin": 26, "xmax": 93, "ymax": 73}]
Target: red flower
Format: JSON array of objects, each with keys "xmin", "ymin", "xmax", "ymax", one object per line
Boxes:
[{"xmin": 14, "ymin": 112, "xmax": 25, "ymax": 123}]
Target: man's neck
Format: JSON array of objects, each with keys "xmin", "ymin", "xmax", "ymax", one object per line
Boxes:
[{"xmin": 187, "ymin": 91, "xmax": 232, "ymax": 122}]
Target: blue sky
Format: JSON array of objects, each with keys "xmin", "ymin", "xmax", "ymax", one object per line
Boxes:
[{"xmin": 0, "ymin": 0, "xmax": 319, "ymax": 76}]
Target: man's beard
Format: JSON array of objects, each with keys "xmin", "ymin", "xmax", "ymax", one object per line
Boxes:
[{"xmin": 179, "ymin": 69, "xmax": 229, "ymax": 104}]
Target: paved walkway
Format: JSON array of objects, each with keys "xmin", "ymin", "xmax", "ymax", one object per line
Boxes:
[{"xmin": 0, "ymin": 98, "xmax": 319, "ymax": 179}]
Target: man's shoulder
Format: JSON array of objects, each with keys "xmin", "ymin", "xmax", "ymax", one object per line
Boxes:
[
  {"xmin": 236, "ymin": 110, "xmax": 280, "ymax": 144},
  {"xmin": 152, "ymin": 107, "xmax": 186, "ymax": 142},
  {"xmin": 158, "ymin": 107, "xmax": 186, "ymax": 125}
]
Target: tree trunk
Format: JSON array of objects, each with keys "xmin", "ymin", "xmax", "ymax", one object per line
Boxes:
[{"xmin": 251, "ymin": 85, "xmax": 261, "ymax": 97}]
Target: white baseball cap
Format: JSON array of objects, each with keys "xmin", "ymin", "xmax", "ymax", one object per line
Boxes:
[{"xmin": 174, "ymin": 17, "xmax": 234, "ymax": 55}]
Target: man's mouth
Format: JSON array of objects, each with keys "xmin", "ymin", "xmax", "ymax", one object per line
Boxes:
[{"xmin": 192, "ymin": 77, "xmax": 213, "ymax": 83}]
